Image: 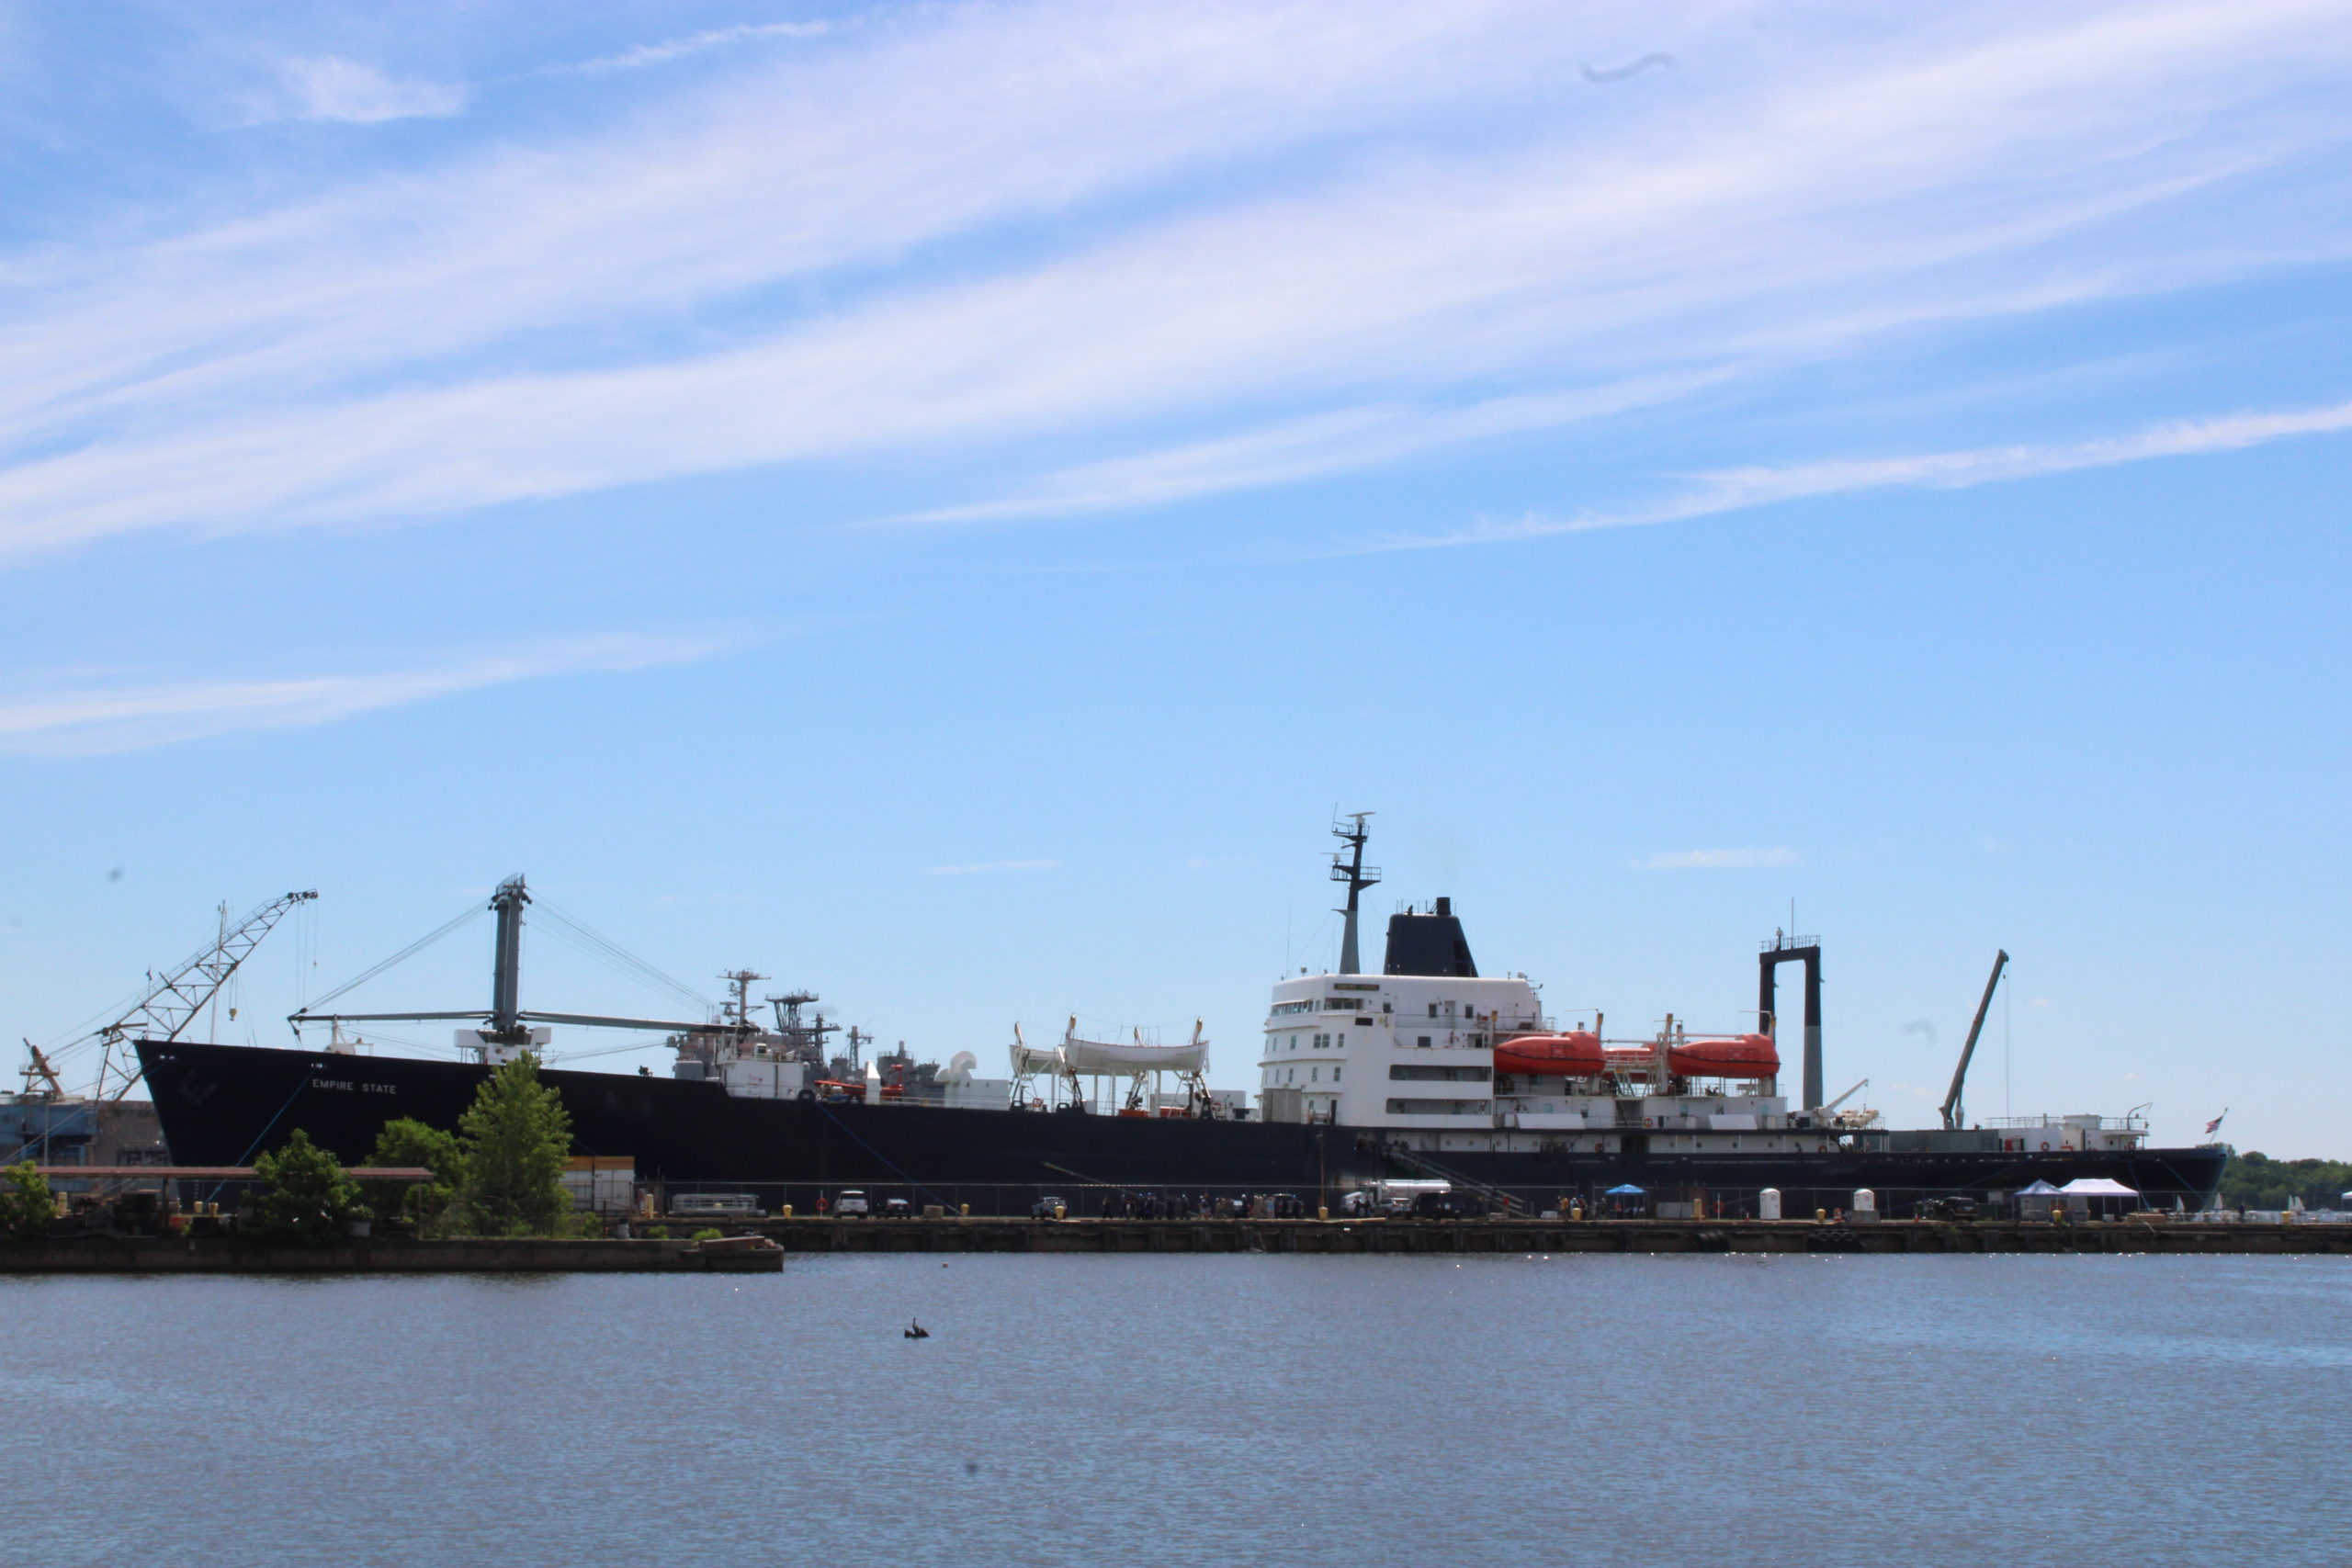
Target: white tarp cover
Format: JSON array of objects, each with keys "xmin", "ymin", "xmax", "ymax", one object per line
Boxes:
[
  {"xmin": 2015, "ymin": 1180, "xmax": 2065, "ymax": 1195},
  {"xmin": 1060, "ymin": 1034, "xmax": 1209, "ymax": 1074},
  {"xmin": 2057, "ymin": 1177, "xmax": 2139, "ymax": 1196}
]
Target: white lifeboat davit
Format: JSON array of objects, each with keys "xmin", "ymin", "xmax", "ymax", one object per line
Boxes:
[{"xmin": 1058, "ymin": 1017, "xmax": 1210, "ymax": 1075}]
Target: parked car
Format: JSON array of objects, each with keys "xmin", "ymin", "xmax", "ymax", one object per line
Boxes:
[
  {"xmin": 833, "ymin": 1190, "xmax": 871, "ymax": 1216},
  {"xmin": 1031, "ymin": 1195, "xmax": 1069, "ymax": 1218},
  {"xmin": 883, "ymin": 1197, "xmax": 912, "ymax": 1216},
  {"xmin": 1917, "ymin": 1196, "xmax": 1980, "ymax": 1222}
]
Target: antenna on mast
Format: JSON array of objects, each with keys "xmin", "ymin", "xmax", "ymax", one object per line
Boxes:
[
  {"xmin": 718, "ymin": 969, "xmax": 766, "ymax": 1029},
  {"xmin": 1329, "ymin": 812, "xmax": 1380, "ymax": 976}
]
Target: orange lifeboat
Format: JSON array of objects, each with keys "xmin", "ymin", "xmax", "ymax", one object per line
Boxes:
[
  {"xmin": 1493, "ymin": 1032, "xmax": 1603, "ymax": 1077},
  {"xmin": 1667, "ymin": 1033, "xmax": 1780, "ymax": 1077}
]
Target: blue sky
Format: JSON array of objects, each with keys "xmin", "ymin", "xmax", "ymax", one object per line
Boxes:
[{"xmin": 4, "ymin": 1, "xmax": 2347, "ymax": 1155}]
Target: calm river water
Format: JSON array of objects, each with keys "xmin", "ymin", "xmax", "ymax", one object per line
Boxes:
[{"xmin": 8, "ymin": 1253, "xmax": 2347, "ymax": 1566}]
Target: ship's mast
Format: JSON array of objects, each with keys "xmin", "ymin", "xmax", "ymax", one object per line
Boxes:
[
  {"xmin": 488, "ymin": 875, "xmax": 529, "ymax": 1046},
  {"xmin": 293, "ymin": 874, "xmax": 738, "ymax": 1054},
  {"xmin": 1329, "ymin": 812, "xmax": 1380, "ymax": 976},
  {"xmin": 719, "ymin": 969, "xmax": 766, "ymax": 1030}
]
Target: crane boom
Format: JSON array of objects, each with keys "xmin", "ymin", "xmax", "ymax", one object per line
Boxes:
[
  {"xmin": 1939, "ymin": 949, "xmax": 2009, "ymax": 1132},
  {"xmin": 1820, "ymin": 1077, "xmax": 1869, "ymax": 1116},
  {"xmin": 18, "ymin": 1040, "xmax": 64, "ymax": 1098},
  {"xmin": 93, "ymin": 889, "xmax": 319, "ymax": 1102}
]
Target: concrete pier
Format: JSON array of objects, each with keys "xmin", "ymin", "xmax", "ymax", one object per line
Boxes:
[
  {"xmin": 4, "ymin": 1221, "xmax": 2335, "ymax": 1269},
  {"xmin": 0, "ymin": 1236, "xmax": 782, "ymax": 1273},
  {"xmin": 710, "ymin": 1215, "xmax": 2347, "ymax": 1256}
]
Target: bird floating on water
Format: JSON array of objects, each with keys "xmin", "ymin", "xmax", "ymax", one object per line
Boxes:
[{"xmin": 904, "ymin": 1319, "xmax": 930, "ymax": 1339}]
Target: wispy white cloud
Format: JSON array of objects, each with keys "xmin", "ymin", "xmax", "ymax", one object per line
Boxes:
[
  {"xmin": 921, "ymin": 860, "xmax": 1060, "ymax": 876},
  {"xmin": 882, "ymin": 374, "xmax": 1738, "ymax": 526},
  {"xmin": 2, "ymin": 1, "xmax": 2349, "ymax": 558},
  {"xmin": 1637, "ymin": 847, "xmax": 1801, "ymax": 870},
  {"xmin": 560, "ymin": 20, "xmax": 834, "ymax": 74},
  {"xmin": 274, "ymin": 56, "xmax": 467, "ymax": 124},
  {"xmin": 1355, "ymin": 395, "xmax": 2352, "ymax": 555},
  {"xmin": 1, "ymin": 4, "xmax": 1572, "ymax": 457},
  {"xmin": 0, "ymin": 630, "xmax": 747, "ymax": 755}
]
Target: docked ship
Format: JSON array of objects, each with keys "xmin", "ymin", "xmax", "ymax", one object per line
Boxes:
[{"xmin": 134, "ymin": 822, "xmax": 2227, "ymax": 1216}]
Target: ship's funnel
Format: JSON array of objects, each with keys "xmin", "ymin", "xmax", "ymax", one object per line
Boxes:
[{"xmin": 1383, "ymin": 898, "xmax": 1478, "ymax": 977}]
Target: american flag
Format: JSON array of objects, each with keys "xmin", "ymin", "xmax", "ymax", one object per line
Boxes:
[{"xmin": 2205, "ymin": 1110, "xmax": 2227, "ymax": 1136}]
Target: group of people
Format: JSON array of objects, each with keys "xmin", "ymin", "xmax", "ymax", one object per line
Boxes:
[{"xmin": 1096, "ymin": 1190, "xmax": 1310, "ymax": 1220}]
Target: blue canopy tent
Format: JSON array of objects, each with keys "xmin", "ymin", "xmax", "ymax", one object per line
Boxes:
[{"xmin": 1603, "ymin": 1181, "xmax": 1646, "ymax": 1216}]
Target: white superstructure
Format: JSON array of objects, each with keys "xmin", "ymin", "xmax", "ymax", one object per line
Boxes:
[
  {"xmin": 1256, "ymin": 965, "xmax": 1535, "ymax": 1128},
  {"xmin": 1256, "ymin": 885, "xmax": 1875, "ymax": 1157}
]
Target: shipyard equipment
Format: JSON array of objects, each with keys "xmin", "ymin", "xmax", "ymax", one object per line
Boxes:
[
  {"xmin": 86, "ymin": 889, "xmax": 319, "ymax": 1101},
  {"xmin": 1758, "ymin": 933, "xmax": 1824, "ymax": 1111},
  {"xmin": 1939, "ymin": 950, "xmax": 2010, "ymax": 1132}
]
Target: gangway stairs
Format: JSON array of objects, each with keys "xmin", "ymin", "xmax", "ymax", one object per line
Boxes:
[{"xmin": 1378, "ymin": 1143, "xmax": 1523, "ymax": 1213}]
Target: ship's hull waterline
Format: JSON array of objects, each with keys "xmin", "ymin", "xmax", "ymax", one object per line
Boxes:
[{"xmin": 138, "ymin": 1040, "xmax": 2226, "ymax": 1216}]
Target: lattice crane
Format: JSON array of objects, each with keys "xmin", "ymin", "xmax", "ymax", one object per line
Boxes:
[{"xmin": 89, "ymin": 889, "xmax": 319, "ymax": 1102}]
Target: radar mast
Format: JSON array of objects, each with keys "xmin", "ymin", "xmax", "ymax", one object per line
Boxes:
[{"xmin": 1329, "ymin": 812, "xmax": 1380, "ymax": 976}]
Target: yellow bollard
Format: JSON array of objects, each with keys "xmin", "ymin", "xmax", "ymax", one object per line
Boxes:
[
  {"xmin": 1815, "ymin": 1208, "xmax": 1827, "ymax": 1223},
  {"xmin": 1054, "ymin": 1203, "xmax": 1066, "ymax": 1221},
  {"xmin": 959, "ymin": 1203, "xmax": 970, "ymax": 1217},
  {"xmin": 781, "ymin": 1204, "xmax": 793, "ymax": 1219},
  {"xmin": 1317, "ymin": 1205, "xmax": 1329, "ymax": 1222}
]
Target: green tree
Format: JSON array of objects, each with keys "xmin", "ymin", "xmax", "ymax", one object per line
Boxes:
[
  {"xmin": 2220, "ymin": 1150, "xmax": 2352, "ymax": 1212},
  {"xmin": 362, "ymin": 1118, "xmax": 463, "ymax": 1233},
  {"xmin": 458, "ymin": 1054, "xmax": 574, "ymax": 1235},
  {"xmin": 0, "ymin": 1161, "xmax": 54, "ymax": 1242},
  {"xmin": 249, "ymin": 1130, "xmax": 365, "ymax": 1246}
]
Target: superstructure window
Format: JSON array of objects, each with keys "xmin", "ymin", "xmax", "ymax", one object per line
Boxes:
[{"xmin": 1388, "ymin": 1064, "xmax": 1491, "ymax": 1082}]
